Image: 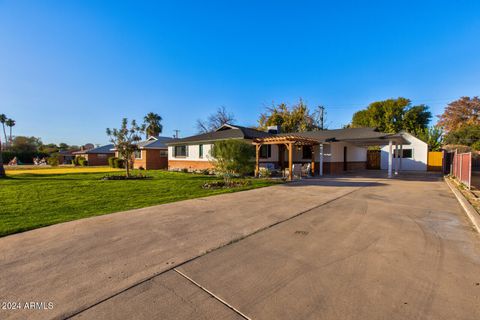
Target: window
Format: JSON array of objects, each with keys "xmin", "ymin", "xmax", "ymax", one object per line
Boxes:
[
  {"xmin": 302, "ymin": 146, "xmax": 312, "ymax": 159},
  {"xmin": 260, "ymin": 145, "xmax": 271, "ymax": 158},
  {"xmin": 199, "ymin": 144, "xmax": 204, "ymax": 158},
  {"xmin": 159, "ymin": 150, "xmax": 168, "ymax": 157},
  {"xmin": 98, "ymin": 154, "xmax": 107, "ymax": 159},
  {"xmin": 134, "ymin": 150, "xmax": 142, "ymax": 159},
  {"xmin": 174, "ymin": 145, "xmax": 188, "ymax": 157},
  {"xmin": 401, "ymin": 149, "xmax": 413, "ymax": 158}
]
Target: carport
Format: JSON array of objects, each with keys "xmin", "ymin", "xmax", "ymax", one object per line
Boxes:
[
  {"xmin": 339, "ymin": 133, "xmax": 410, "ymax": 178},
  {"xmin": 253, "ymin": 132, "xmax": 410, "ymax": 180}
]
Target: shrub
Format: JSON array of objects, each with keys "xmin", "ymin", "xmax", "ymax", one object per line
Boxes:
[
  {"xmin": 210, "ymin": 140, "xmax": 255, "ymax": 182},
  {"xmin": 258, "ymin": 167, "xmax": 272, "ymax": 177},
  {"xmin": 71, "ymin": 158, "xmax": 78, "ymax": 166},
  {"xmin": 113, "ymin": 158, "xmax": 125, "ymax": 169},
  {"xmin": 47, "ymin": 156, "xmax": 60, "ymax": 166},
  {"xmin": 76, "ymin": 156, "xmax": 88, "ymax": 167},
  {"xmin": 108, "ymin": 157, "xmax": 117, "ymax": 168}
]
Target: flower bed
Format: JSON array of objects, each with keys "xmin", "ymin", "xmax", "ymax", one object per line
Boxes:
[{"xmin": 202, "ymin": 180, "xmax": 252, "ymax": 189}]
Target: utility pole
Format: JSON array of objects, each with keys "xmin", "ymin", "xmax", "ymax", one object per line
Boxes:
[
  {"xmin": 173, "ymin": 130, "xmax": 180, "ymax": 139},
  {"xmin": 318, "ymin": 106, "xmax": 325, "ymax": 130}
]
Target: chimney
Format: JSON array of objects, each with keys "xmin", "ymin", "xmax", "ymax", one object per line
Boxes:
[{"xmin": 267, "ymin": 125, "xmax": 280, "ymax": 134}]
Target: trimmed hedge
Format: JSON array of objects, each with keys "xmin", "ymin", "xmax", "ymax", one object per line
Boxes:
[{"xmin": 1, "ymin": 151, "xmax": 49, "ymax": 164}]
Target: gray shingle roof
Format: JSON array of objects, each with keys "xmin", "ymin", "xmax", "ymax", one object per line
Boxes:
[
  {"xmin": 167, "ymin": 125, "xmax": 410, "ymax": 146},
  {"xmin": 284, "ymin": 127, "xmax": 389, "ymax": 141},
  {"xmin": 137, "ymin": 136, "xmax": 174, "ymax": 149},
  {"xmin": 167, "ymin": 124, "xmax": 274, "ymax": 145},
  {"xmin": 73, "ymin": 144, "xmax": 115, "ymax": 154}
]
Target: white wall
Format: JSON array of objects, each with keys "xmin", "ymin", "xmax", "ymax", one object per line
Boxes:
[
  {"xmin": 168, "ymin": 144, "xmax": 214, "ymax": 162},
  {"xmin": 380, "ymin": 133, "xmax": 428, "ymax": 171},
  {"xmin": 265, "ymin": 142, "xmax": 366, "ymax": 163},
  {"xmin": 168, "ymin": 141, "xmax": 368, "ymax": 164}
]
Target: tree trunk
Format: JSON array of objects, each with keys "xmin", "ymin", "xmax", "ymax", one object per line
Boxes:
[
  {"xmin": 0, "ymin": 138, "xmax": 6, "ymax": 178},
  {"xmin": 125, "ymin": 157, "xmax": 130, "ymax": 177},
  {"xmin": 1, "ymin": 124, "xmax": 7, "ymax": 150},
  {"xmin": 9, "ymin": 126, "xmax": 12, "ymax": 148}
]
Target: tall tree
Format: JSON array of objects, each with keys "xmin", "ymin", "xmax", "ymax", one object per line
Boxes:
[
  {"xmin": 350, "ymin": 97, "xmax": 431, "ymax": 135},
  {"xmin": 106, "ymin": 118, "xmax": 145, "ymax": 177},
  {"xmin": 0, "ymin": 114, "xmax": 7, "ymax": 150},
  {"xmin": 143, "ymin": 112, "xmax": 163, "ymax": 138},
  {"xmin": 258, "ymin": 99, "xmax": 321, "ymax": 133},
  {"xmin": 10, "ymin": 136, "xmax": 42, "ymax": 152},
  {"xmin": 197, "ymin": 106, "xmax": 235, "ymax": 133},
  {"xmin": 5, "ymin": 118, "xmax": 15, "ymax": 148},
  {"xmin": 437, "ymin": 96, "xmax": 480, "ymax": 132},
  {"xmin": 417, "ymin": 126, "xmax": 443, "ymax": 151},
  {"xmin": 443, "ymin": 124, "xmax": 480, "ymax": 148}
]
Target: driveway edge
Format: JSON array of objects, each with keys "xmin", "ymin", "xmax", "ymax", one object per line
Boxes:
[{"xmin": 445, "ymin": 177, "xmax": 480, "ymax": 233}]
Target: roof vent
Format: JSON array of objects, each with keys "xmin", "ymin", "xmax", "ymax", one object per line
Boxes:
[{"xmin": 267, "ymin": 125, "xmax": 280, "ymax": 134}]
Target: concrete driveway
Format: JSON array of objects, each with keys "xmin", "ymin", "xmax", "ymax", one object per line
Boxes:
[{"xmin": 1, "ymin": 175, "xmax": 479, "ymax": 320}]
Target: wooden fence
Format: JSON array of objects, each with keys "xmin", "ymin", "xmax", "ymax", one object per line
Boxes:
[
  {"xmin": 427, "ymin": 151, "xmax": 443, "ymax": 171},
  {"xmin": 452, "ymin": 152, "xmax": 472, "ymax": 189}
]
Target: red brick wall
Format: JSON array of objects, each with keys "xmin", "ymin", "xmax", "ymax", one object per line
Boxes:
[
  {"xmin": 82, "ymin": 154, "xmax": 111, "ymax": 166},
  {"xmin": 168, "ymin": 160, "xmax": 214, "ymax": 171},
  {"xmin": 168, "ymin": 159, "xmax": 366, "ymax": 174},
  {"xmin": 133, "ymin": 150, "xmax": 168, "ymax": 170}
]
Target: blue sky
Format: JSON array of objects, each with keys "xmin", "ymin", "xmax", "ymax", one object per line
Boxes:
[{"xmin": 1, "ymin": 0, "xmax": 480, "ymax": 145}]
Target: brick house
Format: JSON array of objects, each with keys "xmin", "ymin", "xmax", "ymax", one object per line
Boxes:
[
  {"xmin": 72, "ymin": 144, "xmax": 114, "ymax": 166},
  {"xmin": 130, "ymin": 136, "xmax": 174, "ymax": 170}
]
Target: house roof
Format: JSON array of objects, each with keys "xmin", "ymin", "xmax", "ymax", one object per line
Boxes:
[
  {"xmin": 168, "ymin": 125, "xmax": 412, "ymax": 147},
  {"xmin": 167, "ymin": 124, "xmax": 274, "ymax": 145},
  {"xmin": 283, "ymin": 127, "xmax": 388, "ymax": 141},
  {"xmin": 137, "ymin": 136, "xmax": 175, "ymax": 149},
  {"xmin": 73, "ymin": 144, "xmax": 115, "ymax": 154},
  {"xmin": 288, "ymin": 128, "xmax": 410, "ymax": 145}
]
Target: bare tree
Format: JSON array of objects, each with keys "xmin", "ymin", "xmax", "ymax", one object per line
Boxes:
[
  {"xmin": 106, "ymin": 118, "xmax": 145, "ymax": 177},
  {"xmin": 196, "ymin": 106, "xmax": 235, "ymax": 133}
]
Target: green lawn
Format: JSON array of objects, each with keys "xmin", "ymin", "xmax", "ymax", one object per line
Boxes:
[{"xmin": 0, "ymin": 170, "xmax": 278, "ymax": 237}]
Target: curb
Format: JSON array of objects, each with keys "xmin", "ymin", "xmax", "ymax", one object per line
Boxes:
[{"xmin": 445, "ymin": 177, "xmax": 480, "ymax": 233}]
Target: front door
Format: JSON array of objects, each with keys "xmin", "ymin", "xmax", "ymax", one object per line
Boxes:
[
  {"xmin": 343, "ymin": 146, "xmax": 347, "ymax": 171},
  {"xmin": 367, "ymin": 149, "xmax": 381, "ymax": 169}
]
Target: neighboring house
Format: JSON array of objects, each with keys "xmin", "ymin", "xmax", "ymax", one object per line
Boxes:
[
  {"xmin": 167, "ymin": 124, "xmax": 426, "ymax": 178},
  {"xmin": 380, "ymin": 131, "xmax": 428, "ymax": 171},
  {"xmin": 72, "ymin": 144, "xmax": 115, "ymax": 166},
  {"xmin": 131, "ymin": 136, "xmax": 174, "ymax": 170},
  {"xmin": 57, "ymin": 150, "xmax": 76, "ymax": 164}
]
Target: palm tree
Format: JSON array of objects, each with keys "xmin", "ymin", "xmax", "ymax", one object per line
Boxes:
[
  {"xmin": 5, "ymin": 118, "xmax": 15, "ymax": 148},
  {"xmin": 143, "ymin": 112, "xmax": 163, "ymax": 138},
  {"xmin": 0, "ymin": 114, "xmax": 7, "ymax": 151}
]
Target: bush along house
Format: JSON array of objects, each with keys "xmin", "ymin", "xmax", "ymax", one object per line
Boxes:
[{"xmin": 167, "ymin": 124, "xmax": 428, "ymax": 180}]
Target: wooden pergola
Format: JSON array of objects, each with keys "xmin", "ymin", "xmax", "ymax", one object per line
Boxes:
[{"xmin": 253, "ymin": 135, "xmax": 320, "ymax": 181}]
